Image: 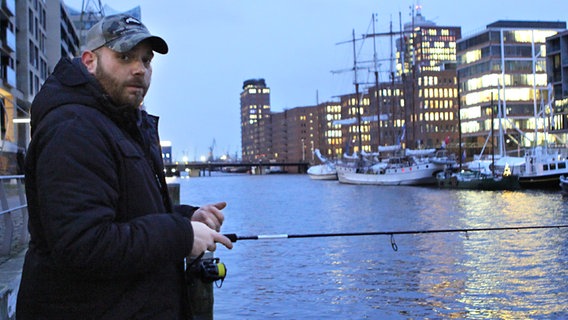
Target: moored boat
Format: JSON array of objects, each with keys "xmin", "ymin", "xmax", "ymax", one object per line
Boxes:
[
  {"xmin": 437, "ymin": 165, "xmax": 520, "ymax": 191},
  {"xmin": 337, "ymin": 150, "xmax": 450, "ymax": 186},
  {"xmin": 516, "ymin": 146, "xmax": 568, "ymax": 189},
  {"xmin": 308, "ymin": 149, "xmax": 338, "ymax": 180},
  {"xmin": 307, "ymin": 164, "xmax": 337, "ymax": 180}
]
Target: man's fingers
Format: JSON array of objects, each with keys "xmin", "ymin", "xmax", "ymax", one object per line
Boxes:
[
  {"xmin": 209, "ymin": 205, "xmax": 225, "ymax": 227},
  {"xmin": 205, "ymin": 217, "xmax": 220, "ymax": 232},
  {"xmin": 215, "ymin": 233, "xmax": 234, "ymax": 250},
  {"xmin": 213, "ymin": 202, "xmax": 227, "ymax": 210}
]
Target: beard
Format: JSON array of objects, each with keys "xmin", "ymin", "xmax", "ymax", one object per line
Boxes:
[{"xmin": 95, "ymin": 62, "xmax": 149, "ymax": 109}]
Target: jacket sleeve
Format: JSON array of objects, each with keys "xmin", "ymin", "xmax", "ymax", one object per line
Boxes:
[
  {"xmin": 173, "ymin": 204, "xmax": 199, "ymax": 219},
  {"xmin": 31, "ymin": 107, "xmax": 194, "ymax": 279}
]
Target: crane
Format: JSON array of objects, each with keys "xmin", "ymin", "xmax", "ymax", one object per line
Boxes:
[
  {"xmin": 79, "ymin": 0, "xmax": 104, "ymax": 49},
  {"xmin": 207, "ymin": 139, "xmax": 216, "ymax": 162}
]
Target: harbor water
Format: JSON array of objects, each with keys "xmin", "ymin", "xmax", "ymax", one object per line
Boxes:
[{"xmin": 178, "ymin": 174, "xmax": 568, "ymax": 319}]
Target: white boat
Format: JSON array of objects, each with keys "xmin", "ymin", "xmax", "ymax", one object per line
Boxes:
[
  {"xmin": 516, "ymin": 146, "xmax": 568, "ymax": 189},
  {"xmin": 337, "ymin": 150, "xmax": 449, "ymax": 186},
  {"xmin": 308, "ymin": 149, "xmax": 338, "ymax": 180},
  {"xmin": 307, "ymin": 164, "xmax": 337, "ymax": 180}
]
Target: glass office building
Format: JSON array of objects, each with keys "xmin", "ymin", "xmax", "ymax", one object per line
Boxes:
[{"xmin": 457, "ymin": 21, "xmax": 566, "ymax": 154}]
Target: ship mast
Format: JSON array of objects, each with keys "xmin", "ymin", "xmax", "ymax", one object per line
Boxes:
[
  {"xmin": 372, "ymin": 13, "xmax": 382, "ymax": 150},
  {"xmin": 352, "ymin": 29, "xmax": 363, "ymax": 163}
]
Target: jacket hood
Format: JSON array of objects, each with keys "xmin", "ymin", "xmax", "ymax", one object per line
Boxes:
[{"xmin": 30, "ymin": 57, "xmax": 133, "ymax": 134}]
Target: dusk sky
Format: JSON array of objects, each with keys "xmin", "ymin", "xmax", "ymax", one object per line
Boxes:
[{"xmin": 64, "ymin": 1, "xmax": 567, "ymax": 161}]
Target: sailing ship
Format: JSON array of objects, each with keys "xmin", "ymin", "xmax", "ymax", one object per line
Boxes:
[{"xmin": 337, "ymin": 149, "xmax": 452, "ymax": 186}]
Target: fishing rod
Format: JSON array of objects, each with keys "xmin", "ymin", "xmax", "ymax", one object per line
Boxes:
[{"xmin": 224, "ymin": 224, "xmax": 568, "ymax": 250}]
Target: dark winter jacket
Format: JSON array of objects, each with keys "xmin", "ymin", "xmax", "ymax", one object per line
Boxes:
[{"xmin": 17, "ymin": 57, "xmax": 197, "ymax": 319}]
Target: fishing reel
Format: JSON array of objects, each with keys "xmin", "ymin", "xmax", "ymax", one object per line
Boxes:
[{"xmin": 187, "ymin": 255, "xmax": 227, "ymax": 287}]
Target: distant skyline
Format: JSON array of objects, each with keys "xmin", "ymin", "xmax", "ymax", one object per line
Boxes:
[{"xmin": 64, "ymin": 0, "xmax": 568, "ymax": 161}]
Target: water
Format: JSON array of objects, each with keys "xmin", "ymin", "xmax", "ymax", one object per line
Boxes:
[{"xmin": 177, "ymin": 174, "xmax": 568, "ymax": 319}]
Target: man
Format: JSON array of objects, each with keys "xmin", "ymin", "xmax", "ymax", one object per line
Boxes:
[{"xmin": 16, "ymin": 14, "xmax": 232, "ymax": 319}]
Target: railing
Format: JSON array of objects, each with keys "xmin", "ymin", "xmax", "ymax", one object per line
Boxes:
[{"xmin": 0, "ymin": 175, "xmax": 27, "ymax": 260}]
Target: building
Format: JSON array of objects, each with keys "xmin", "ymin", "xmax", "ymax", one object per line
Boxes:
[
  {"xmin": 415, "ymin": 66, "xmax": 459, "ymax": 148},
  {"xmin": 1, "ymin": 0, "xmax": 20, "ymax": 157},
  {"xmin": 11, "ymin": 1, "xmax": 81, "ymax": 153},
  {"xmin": 393, "ymin": 8, "xmax": 462, "ymax": 151},
  {"xmin": 397, "ymin": 6, "xmax": 461, "ymax": 76},
  {"xmin": 319, "ymin": 101, "xmax": 343, "ymax": 159},
  {"xmin": 457, "ymin": 20, "xmax": 566, "ymax": 157},
  {"xmin": 546, "ymin": 29, "xmax": 568, "ymax": 141},
  {"xmin": 239, "ymin": 77, "xmax": 343, "ymax": 166},
  {"xmin": 240, "ymin": 79, "xmax": 271, "ymax": 161},
  {"xmin": 280, "ymin": 105, "xmax": 321, "ymax": 163},
  {"xmin": 335, "ymin": 91, "xmax": 372, "ymax": 156},
  {"xmin": 370, "ymin": 81, "xmax": 406, "ymax": 149}
]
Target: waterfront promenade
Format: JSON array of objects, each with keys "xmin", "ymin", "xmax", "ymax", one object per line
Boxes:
[
  {"xmin": 0, "ymin": 176, "xmax": 27, "ymax": 319},
  {"xmin": 0, "ymin": 248, "xmax": 25, "ymax": 319}
]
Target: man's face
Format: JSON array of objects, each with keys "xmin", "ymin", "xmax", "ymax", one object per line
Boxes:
[{"xmin": 91, "ymin": 41, "xmax": 154, "ymax": 109}]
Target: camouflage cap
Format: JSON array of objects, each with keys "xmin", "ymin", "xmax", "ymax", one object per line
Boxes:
[{"xmin": 85, "ymin": 14, "xmax": 168, "ymax": 54}]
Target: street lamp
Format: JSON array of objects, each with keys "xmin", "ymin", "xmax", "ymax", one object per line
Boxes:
[
  {"xmin": 310, "ymin": 140, "xmax": 314, "ymax": 161},
  {"xmin": 301, "ymin": 139, "xmax": 305, "ymax": 161}
]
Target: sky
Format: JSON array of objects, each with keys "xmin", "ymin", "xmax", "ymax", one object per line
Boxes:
[{"xmin": 63, "ymin": 0, "xmax": 567, "ymax": 161}]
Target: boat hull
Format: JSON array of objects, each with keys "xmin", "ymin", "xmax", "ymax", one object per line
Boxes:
[
  {"xmin": 308, "ymin": 173, "xmax": 338, "ymax": 180},
  {"xmin": 519, "ymin": 172, "xmax": 567, "ymax": 189},
  {"xmin": 307, "ymin": 164, "xmax": 337, "ymax": 180},
  {"xmin": 337, "ymin": 166, "xmax": 441, "ymax": 186},
  {"xmin": 437, "ymin": 172, "xmax": 520, "ymax": 191}
]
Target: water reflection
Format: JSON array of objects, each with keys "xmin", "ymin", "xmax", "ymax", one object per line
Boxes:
[{"xmin": 179, "ymin": 175, "xmax": 568, "ymax": 319}]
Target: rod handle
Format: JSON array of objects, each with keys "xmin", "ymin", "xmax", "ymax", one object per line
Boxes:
[{"xmin": 224, "ymin": 233, "xmax": 238, "ymax": 243}]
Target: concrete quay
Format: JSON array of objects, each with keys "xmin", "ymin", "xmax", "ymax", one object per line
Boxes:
[
  {"xmin": 0, "ymin": 176, "xmax": 27, "ymax": 320},
  {"xmin": 0, "ymin": 249, "xmax": 25, "ymax": 320}
]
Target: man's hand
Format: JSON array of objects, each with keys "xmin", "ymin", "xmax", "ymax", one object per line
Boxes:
[
  {"xmin": 191, "ymin": 202, "xmax": 226, "ymax": 232},
  {"xmin": 190, "ymin": 221, "xmax": 233, "ymax": 257}
]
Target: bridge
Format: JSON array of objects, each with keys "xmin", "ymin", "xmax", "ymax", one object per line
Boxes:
[{"xmin": 164, "ymin": 161, "xmax": 311, "ymax": 177}]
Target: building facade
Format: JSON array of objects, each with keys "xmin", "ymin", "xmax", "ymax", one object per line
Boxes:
[
  {"xmin": 12, "ymin": 1, "xmax": 81, "ymax": 152},
  {"xmin": 1, "ymin": 0, "xmax": 19, "ymax": 155},
  {"xmin": 240, "ymin": 79, "xmax": 271, "ymax": 161},
  {"xmin": 393, "ymin": 10, "xmax": 461, "ymax": 151},
  {"xmin": 397, "ymin": 9, "xmax": 461, "ymax": 76},
  {"xmin": 546, "ymin": 29, "xmax": 568, "ymax": 141},
  {"xmin": 457, "ymin": 21, "xmax": 566, "ymax": 157}
]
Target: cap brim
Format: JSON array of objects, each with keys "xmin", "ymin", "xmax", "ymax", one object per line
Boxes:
[
  {"xmin": 106, "ymin": 34, "xmax": 169, "ymax": 54},
  {"xmin": 146, "ymin": 36, "xmax": 169, "ymax": 54}
]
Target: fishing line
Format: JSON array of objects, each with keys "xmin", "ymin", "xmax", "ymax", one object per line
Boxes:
[{"xmin": 225, "ymin": 224, "xmax": 568, "ymax": 251}]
